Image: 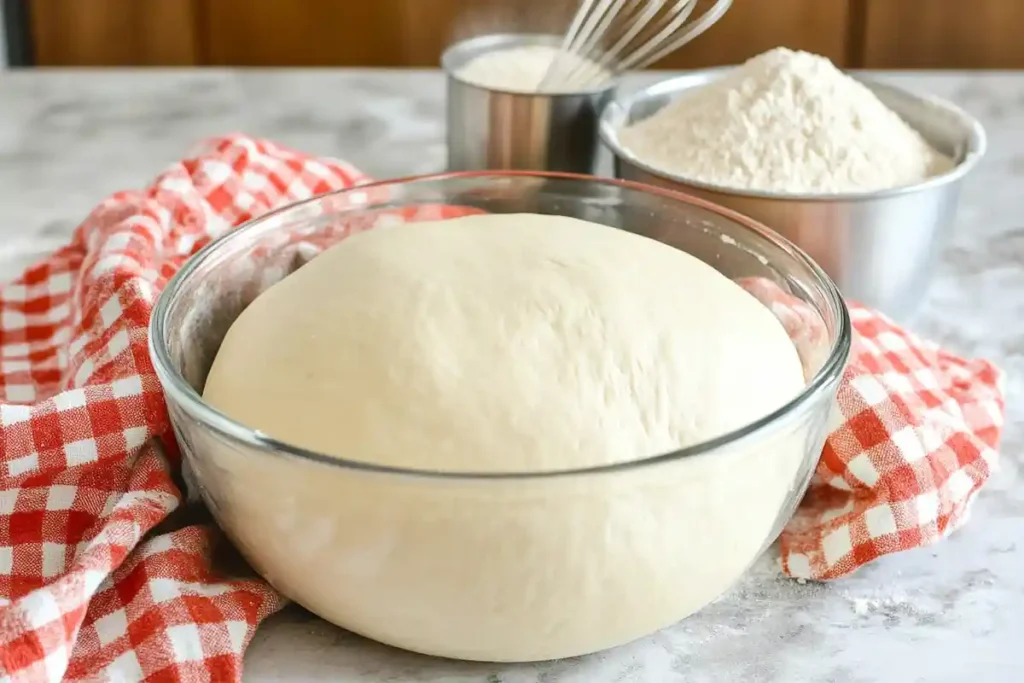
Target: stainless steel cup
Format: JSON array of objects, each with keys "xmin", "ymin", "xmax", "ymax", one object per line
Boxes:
[{"xmin": 442, "ymin": 33, "xmax": 616, "ymax": 174}]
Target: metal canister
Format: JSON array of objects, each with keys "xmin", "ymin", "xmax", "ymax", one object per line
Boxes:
[{"xmin": 442, "ymin": 33, "xmax": 616, "ymax": 175}]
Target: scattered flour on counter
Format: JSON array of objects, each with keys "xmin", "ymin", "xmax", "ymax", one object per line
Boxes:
[
  {"xmin": 618, "ymin": 47, "xmax": 955, "ymax": 194},
  {"xmin": 845, "ymin": 590, "xmax": 916, "ymax": 617},
  {"xmin": 456, "ymin": 45, "xmax": 609, "ymax": 93}
]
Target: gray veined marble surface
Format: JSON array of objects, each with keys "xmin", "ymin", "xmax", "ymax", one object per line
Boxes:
[{"xmin": 0, "ymin": 68, "xmax": 1021, "ymax": 682}]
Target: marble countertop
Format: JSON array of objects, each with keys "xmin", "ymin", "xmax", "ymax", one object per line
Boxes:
[{"xmin": 0, "ymin": 69, "xmax": 1021, "ymax": 682}]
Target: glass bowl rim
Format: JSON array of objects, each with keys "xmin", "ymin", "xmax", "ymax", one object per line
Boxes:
[{"xmin": 148, "ymin": 170, "xmax": 852, "ymax": 481}]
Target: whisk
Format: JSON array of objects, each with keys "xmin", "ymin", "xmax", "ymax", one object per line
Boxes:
[{"xmin": 539, "ymin": 0, "xmax": 733, "ymax": 91}]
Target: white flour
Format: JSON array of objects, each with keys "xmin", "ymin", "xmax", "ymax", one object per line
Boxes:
[
  {"xmin": 456, "ymin": 45, "xmax": 608, "ymax": 93},
  {"xmin": 618, "ymin": 47, "xmax": 955, "ymax": 194},
  {"xmin": 845, "ymin": 590, "xmax": 915, "ymax": 617}
]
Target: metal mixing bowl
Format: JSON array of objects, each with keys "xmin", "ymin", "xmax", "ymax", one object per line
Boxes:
[
  {"xmin": 148, "ymin": 172, "xmax": 851, "ymax": 662},
  {"xmin": 600, "ymin": 70, "xmax": 987, "ymax": 320}
]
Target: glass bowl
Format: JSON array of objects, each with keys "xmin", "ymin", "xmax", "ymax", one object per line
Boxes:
[{"xmin": 149, "ymin": 172, "xmax": 851, "ymax": 663}]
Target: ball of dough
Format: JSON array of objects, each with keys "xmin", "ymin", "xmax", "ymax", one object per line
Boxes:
[
  {"xmin": 198, "ymin": 212, "xmax": 809, "ymax": 662},
  {"xmin": 204, "ymin": 213, "xmax": 804, "ymax": 473}
]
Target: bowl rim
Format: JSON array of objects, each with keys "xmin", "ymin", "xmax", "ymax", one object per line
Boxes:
[
  {"xmin": 149, "ymin": 170, "xmax": 852, "ymax": 481},
  {"xmin": 600, "ymin": 68, "xmax": 988, "ymax": 202}
]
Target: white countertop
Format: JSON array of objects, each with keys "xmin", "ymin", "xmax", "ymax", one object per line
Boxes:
[{"xmin": 0, "ymin": 68, "xmax": 1020, "ymax": 683}]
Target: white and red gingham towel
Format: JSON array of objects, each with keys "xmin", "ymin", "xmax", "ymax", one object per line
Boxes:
[{"xmin": 0, "ymin": 135, "xmax": 1005, "ymax": 682}]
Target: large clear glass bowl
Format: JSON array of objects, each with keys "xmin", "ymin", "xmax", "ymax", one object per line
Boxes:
[{"xmin": 149, "ymin": 172, "xmax": 851, "ymax": 663}]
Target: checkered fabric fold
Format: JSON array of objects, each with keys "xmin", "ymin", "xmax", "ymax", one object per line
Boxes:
[{"xmin": 0, "ymin": 135, "xmax": 1005, "ymax": 682}]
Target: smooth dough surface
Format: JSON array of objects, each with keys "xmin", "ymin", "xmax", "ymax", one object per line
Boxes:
[{"xmin": 203, "ymin": 213, "xmax": 804, "ymax": 473}]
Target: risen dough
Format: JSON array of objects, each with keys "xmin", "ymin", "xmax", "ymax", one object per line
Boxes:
[
  {"xmin": 204, "ymin": 213, "xmax": 804, "ymax": 473},
  {"xmin": 197, "ymin": 212, "xmax": 811, "ymax": 662}
]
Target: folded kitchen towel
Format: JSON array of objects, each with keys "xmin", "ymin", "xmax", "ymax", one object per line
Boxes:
[{"xmin": 0, "ymin": 135, "xmax": 1005, "ymax": 682}]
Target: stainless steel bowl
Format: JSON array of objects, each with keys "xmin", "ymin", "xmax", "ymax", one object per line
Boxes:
[
  {"xmin": 600, "ymin": 70, "xmax": 987, "ymax": 320},
  {"xmin": 149, "ymin": 172, "xmax": 850, "ymax": 662},
  {"xmin": 443, "ymin": 33, "xmax": 616, "ymax": 174}
]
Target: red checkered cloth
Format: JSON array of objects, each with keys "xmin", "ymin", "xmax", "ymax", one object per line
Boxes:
[
  {"xmin": 743, "ymin": 280, "xmax": 1005, "ymax": 578},
  {"xmin": 0, "ymin": 135, "xmax": 1005, "ymax": 681}
]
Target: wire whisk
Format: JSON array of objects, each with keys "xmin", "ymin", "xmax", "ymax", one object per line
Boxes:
[{"xmin": 540, "ymin": 0, "xmax": 733, "ymax": 91}]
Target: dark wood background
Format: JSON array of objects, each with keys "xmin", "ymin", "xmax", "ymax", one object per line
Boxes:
[{"xmin": 23, "ymin": 0, "xmax": 1024, "ymax": 69}]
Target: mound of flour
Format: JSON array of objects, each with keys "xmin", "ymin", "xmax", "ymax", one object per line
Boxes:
[{"xmin": 618, "ymin": 47, "xmax": 954, "ymax": 193}]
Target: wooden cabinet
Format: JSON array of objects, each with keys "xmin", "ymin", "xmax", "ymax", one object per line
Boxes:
[
  {"xmin": 202, "ymin": 0, "xmax": 568, "ymax": 67},
  {"xmin": 203, "ymin": 0, "xmax": 442, "ymax": 67},
  {"xmin": 198, "ymin": 0, "xmax": 851, "ymax": 69},
  {"xmin": 656, "ymin": 0, "xmax": 850, "ymax": 69},
  {"xmin": 861, "ymin": 0, "xmax": 1024, "ymax": 69},
  {"xmin": 23, "ymin": 0, "xmax": 1024, "ymax": 69},
  {"xmin": 30, "ymin": 0, "xmax": 200, "ymax": 66}
]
